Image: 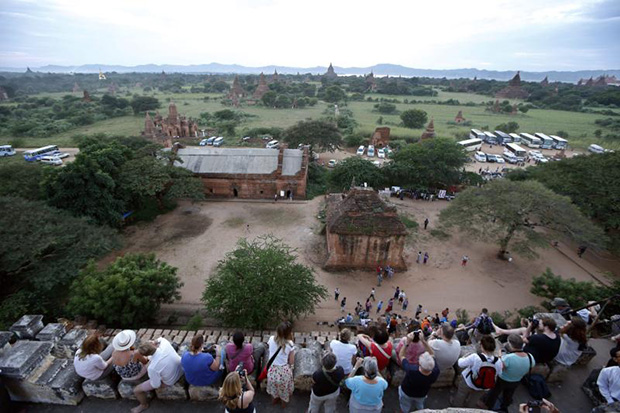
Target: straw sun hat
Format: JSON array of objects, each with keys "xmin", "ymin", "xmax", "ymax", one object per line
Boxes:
[{"xmin": 112, "ymin": 330, "xmax": 137, "ymax": 351}]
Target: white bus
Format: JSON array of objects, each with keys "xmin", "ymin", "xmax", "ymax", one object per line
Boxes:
[
  {"xmin": 504, "ymin": 142, "xmax": 527, "ymax": 161},
  {"xmin": 494, "ymin": 130, "xmax": 511, "ymax": 144},
  {"xmin": 0, "ymin": 145, "xmax": 16, "ymax": 157},
  {"xmin": 549, "ymin": 135, "xmax": 568, "ymax": 150},
  {"xmin": 509, "ymin": 133, "xmax": 521, "ymax": 143},
  {"xmin": 457, "ymin": 138, "xmax": 483, "ymax": 152},
  {"xmin": 483, "ymin": 131, "xmax": 498, "ymax": 144},
  {"xmin": 469, "ymin": 129, "xmax": 486, "ymax": 140},
  {"xmin": 519, "ymin": 133, "xmax": 541, "ymax": 148},
  {"xmin": 23, "ymin": 145, "xmax": 59, "ymax": 161},
  {"xmin": 534, "ymin": 133, "xmax": 554, "ymax": 149}
]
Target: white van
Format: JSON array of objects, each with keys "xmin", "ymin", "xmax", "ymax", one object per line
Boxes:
[
  {"xmin": 367, "ymin": 145, "xmax": 375, "ymax": 157},
  {"xmin": 40, "ymin": 156, "xmax": 63, "ymax": 166},
  {"xmin": 0, "ymin": 145, "xmax": 16, "ymax": 157},
  {"xmin": 356, "ymin": 145, "xmax": 365, "ymax": 156},
  {"xmin": 474, "ymin": 151, "xmax": 487, "ymax": 162},
  {"xmin": 588, "ymin": 144, "xmax": 605, "ymax": 154},
  {"xmin": 213, "ymin": 137, "xmax": 224, "ymax": 147},
  {"xmin": 266, "ymin": 140, "xmax": 279, "ymax": 149}
]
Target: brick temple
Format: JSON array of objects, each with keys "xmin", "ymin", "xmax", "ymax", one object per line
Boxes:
[
  {"xmin": 141, "ymin": 102, "xmax": 198, "ymax": 147},
  {"xmin": 495, "ymin": 71, "xmax": 529, "ymax": 99}
]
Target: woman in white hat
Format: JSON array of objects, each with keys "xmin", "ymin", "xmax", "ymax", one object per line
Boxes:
[{"xmin": 111, "ymin": 330, "xmax": 149, "ymax": 381}]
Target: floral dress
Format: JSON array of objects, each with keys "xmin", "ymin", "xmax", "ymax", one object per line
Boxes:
[{"xmin": 266, "ymin": 336, "xmax": 294, "ymax": 402}]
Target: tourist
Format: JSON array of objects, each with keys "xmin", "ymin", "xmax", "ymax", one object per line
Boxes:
[
  {"xmin": 73, "ymin": 334, "xmax": 114, "ymax": 381},
  {"xmin": 480, "ymin": 334, "xmax": 534, "ymax": 412},
  {"xmin": 398, "ymin": 345, "xmax": 439, "ymax": 412},
  {"xmin": 399, "ymin": 290, "xmax": 406, "ymax": 305},
  {"xmin": 376, "ymin": 265, "xmax": 382, "ymax": 276},
  {"xmin": 345, "ymin": 357, "xmax": 388, "ymax": 413},
  {"xmin": 357, "ymin": 329, "xmax": 393, "ymax": 373},
  {"xmin": 274, "ymin": 193, "xmax": 278, "ymax": 202},
  {"xmin": 462, "ymin": 255, "xmax": 469, "ymax": 266},
  {"xmin": 442, "ymin": 308, "xmax": 450, "ymax": 319},
  {"xmin": 377, "ymin": 272, "xmax": 383, "ymax": 286},
  {"xmin": 403, "ymin": 297, "xmax": 409, "ymax": 311},
  {"xmin": 246, "ymin": 224, "xmax": 250, "ymax": 234},
  {"xmin": 111, "ymin": 330, "xmax": 149, "ymax": 381},
  {"xmin": 182, "ymin": 335, "xmax": 223, "ymax": 387},
  {"xmin": 424, "ymin": 218, "xmax": 429, "ymax": 230},
  {"xmin": 370, "ymin": 288, "xmax": 376, "ymax": 301},
  {"xmin": 577, "ymin": 301, "xmax": 599, "ymax": 324},
  {"xmin": 423, "ymin": 252, "xmax": 429, "ymax": 264},
  {"xmin": 394, "ymin": 286, "xmax": 400, "ymax": 300},
  {"xmin": 523, "ymin": 317, "xmax": 561, "ymax": 365},
  {"xmin": 376, "ymin": 300, "xmax": 383, "ymax": 314},
  {"xmin": 550, "ymin": 297, "xmax": 573, "ymax": 320},
  {"xmin": 429, "ymin": 324, "xmax": 461, "ymax": 372},
  {"xmin": 225, "ymin": 331, "xmax": 255, "ymax": 375},
  {"xmin": 218, "ymin": 370, "xmax": 255, "ymax": 413},
  {"xmin": 596, "ymin": 348, "xmax": 620, "ymax": 409},
  {"xmin": 386, "ymin": 298, "xmax": 394, "ymax": 314},
  {"xmin": 334, "ymin": 288, "xmax": 340, "ymax": 301},
  {"xmin": 578, "ymin": 245, "xmax": 587, "ymax": 258},
  {"xmin": 266, "ymin": 321, "xmax": 295, "ymax": 407},
  {"xmin": 396, "ymin": 325, "xmax": 426, "ymax": 366},
  {"xmin": 417, "ymin": 251, "xmax": 422, "ymax": 264},
  {"xmin": 345, "ymin": 313, "xmax": 354, "ymax": 323},
  {"xmin": 365, "ymin": 298, "xmax": 372, "ymax": 313},
  {"xmin": 415, "ymin": 305, "xmax": 423, "ymax": 319},
  {"xmin": 388, "ymin": 314, "xmax": 399, "ymax": 336},
  {"xmin": 467, "ymin": 308, "xmax": 495, "ymax": 345},
  {"xmin": 133, "ymin": 337, "xmax": 184, "ymax": 413},
  {"xmin": 451, "ymin": 335, "xmax": 502, "ymax": 407},
  {"xmin": 308, "ymin": 352, "xmax": 345, "ymax": 413},
  {"xmin": 355, "ymin": 302, "xmax": 363, "ymax": 315},
  {"xmin": 554, "ymin": 317, "xmax": 588, "ymax": 367},
  {"xmin": 340, "ymin": 297, "xmax": 347, "ymax": 312},
  {"xmin": 330, "ymin": 328, "xmax": 357, "ymax": 375},
  {"xmin": 386, "ymin": 265, "xmax": 394, "ymax": 279}
]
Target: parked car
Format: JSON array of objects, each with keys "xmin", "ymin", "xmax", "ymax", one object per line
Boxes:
[
  {"xmin": 486, "ymin": 154, "xmax": 498, "ymax": 163},
  {"xmin": 367, "ymin": 145, "xmax": 375, "ymax": 157},
  {"xmin": 356, "ymin": 145, "xmax": 365, "ymax": 156},
  {"xmin": 265, "ymin": 140, "xmax": 279, "ymax": 149},
  {"xmin": 474, "ymin": 151, "xmax": 487, "ymax": 162},
  {"xmin": 372, "ymin": 160, "xmax": 381, "ymax": 167},
  {"xmin": 242, "ymin": 136, "xmax": 251, "ymax": 141},
  {"xmin": 377, "ymin": 148, "xmax": 386, "ymax": 158},
  {"xmin": 528, "ymin": 150, "xmax": 542, "ymax": 157},
  {"xmin": 40, "ymin": 156, "xmax": 63, "ymax": 166},
  {"xmin": 0, "ymin": 145, "xmax": 16, "ymax": 157},
  {"xmin": 588, "ymin": 144, "xmax": 605, "ymax": 154},
  {"xmin": 328, "ymin": 159, "xmax": 337, "ymax": 168},
  {"xmin": 503, "ymin": 153, "xmax": 518, "ymax": 164},
  {"xmin": 494, "ymin": 156, "xmax": 505, "ymax": 164},
  {"xmin": 199, "ymin": 138, "xmax": 209, "ymax": 146},
  {"xmin": 207, "ymin": 136, "xmax": 217, "ymax": 145},
  {"xmin": 213, "ymin": 137, "xmax": 224, "ymax": 147},
  {"xmin": 55, "ymin": 152, "xmax": 70, "ymax": 159}
]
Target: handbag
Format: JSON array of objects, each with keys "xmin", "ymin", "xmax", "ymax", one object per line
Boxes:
[{"xmin": 257, "ymin": 345, "xmax": 283, "ymax": 383}]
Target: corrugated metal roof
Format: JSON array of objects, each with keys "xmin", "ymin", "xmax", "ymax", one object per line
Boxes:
[{"xmin": 174, "ymin": 147, "xmax": 303, "ymax": 175}]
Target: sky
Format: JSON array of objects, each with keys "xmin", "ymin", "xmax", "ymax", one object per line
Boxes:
[{"xmin": 0, "ymin": 0, "xmax": 619, "ymax": 71}]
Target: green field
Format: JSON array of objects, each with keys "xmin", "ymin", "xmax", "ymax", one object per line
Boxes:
[{"xmin": 2, "ymin": 88, "xmax": 616, "ymax": 150}]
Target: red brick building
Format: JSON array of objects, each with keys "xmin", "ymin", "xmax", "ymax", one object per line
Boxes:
[{"xmin": 174, "ymin": 147, "xmax": 309, "ymax": 199}]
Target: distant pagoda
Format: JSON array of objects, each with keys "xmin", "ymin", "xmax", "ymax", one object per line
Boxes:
[
  {"xmin": 541, "ymin": 76, "xmax": 549, "ymax": 86},
  {"xmin": 253, "ymin": 73, "xmax": 270, "ymax": 99},
  {"xmin": 495, "ymin": 71, "xmax": 529, "ymax": 99},
  {"xmin": 454, "ymin": 110, "xmax": 466, "ymax": 123},
  {"xmin": 420, "ymin": 118, "xmax": 436, "ymax": 140},
  {"xmin": 324, "ymin": 63, "xmax": 337, "ymax": 79}
]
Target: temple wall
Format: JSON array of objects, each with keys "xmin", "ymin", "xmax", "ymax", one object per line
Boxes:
[{"xmin": 324, "ymin": 231, "xmax": 406, "ymax": 271}]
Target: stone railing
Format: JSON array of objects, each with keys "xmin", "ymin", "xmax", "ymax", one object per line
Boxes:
[{"xmin": 0, "ymin": 313, "xmax": 596, "ymax": 408}]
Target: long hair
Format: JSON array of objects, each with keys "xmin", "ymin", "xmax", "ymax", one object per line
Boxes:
[
  {"xmin": 78, "ymin": 335, "xmax": 103, "ymax": 360},
  {"xmin": 218, "ymin": 372, "xmax": 242, "ymax": 410},
  {"xmin": 191, "ymin": 335, "xmax": 204, "ymax": 353},
  {"xmin": 560, "ymin": 317, "xmax": 587, "ymax": 346},
  {"xmin": 275, "ymin": 321, "xmax": 293, "ymax": 347}
]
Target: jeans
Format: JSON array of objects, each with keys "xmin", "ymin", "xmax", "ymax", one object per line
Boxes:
[
  {"xmin": 450, "ymin": 374, "xmax": 482, "ymax": 407},
  {"xmin": 482, "ymin": 376, "xmax": 520, "ymax": 411},
  {"xmin": 308, "ymin": 388, "xmax": 339, "ymax": 413},
  {"xmin": 398, "ymin": 386, "xmax": 426, "ymax": 412}
]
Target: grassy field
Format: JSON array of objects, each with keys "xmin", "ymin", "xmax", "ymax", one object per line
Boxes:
[{"xmin": 2, "ymin": 88, "xmax": 617, "ymax": 150}]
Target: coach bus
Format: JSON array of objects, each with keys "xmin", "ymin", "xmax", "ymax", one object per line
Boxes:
[
  {"xmin": 504, "ymin": 143, "xmax": 527, "ymax": 161},
  {"xmin": 483, "ymin": 131, "xmax": 498, "ymax": 144},
  {"xmin": 534, "ymin": 133, "xmax": 554, "ymax": 149},
  {"xmin": 457, "ymin": 138, "xmax": 483, "ymax": 152},
  {"xmin": 23, "ymin": 145, "xmax": 60, "ymax": 161},
  {"xmin": 469, "ymin": 129, "xmax": 486, "ymax": 140},
  {"xmin": 519, "ymin": 133, "xmax": 541, "ymax": 148},
  {"xmin": 509, "ymin": 133, "xmax": 521, "ymax": 143},
  {"xmin": 494, "ymin": 130, "xmax": 512, "ymax": 144},
  {"xmin": 550, "ymin": 135, "xmax": 568, "ymax": 150}
]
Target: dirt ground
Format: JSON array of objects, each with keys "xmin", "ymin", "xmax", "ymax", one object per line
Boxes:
[{"xmin": 113, "ymin": 188, "xmax": 617, "ymax": 331}]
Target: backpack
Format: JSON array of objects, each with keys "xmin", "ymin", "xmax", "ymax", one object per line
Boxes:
[
  {"xmin": 468, "ymin": 353, "xmax": 498, "ymax": 390},
  {"xmin": 524, "ymin": 373, "xmax": 551, "ymax": 400},
  {"xmin": 477, "ymin": 316, "xmax": 494, "ymax": 335}
]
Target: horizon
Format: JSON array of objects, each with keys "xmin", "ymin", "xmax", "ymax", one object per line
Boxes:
[{"xmin": 1, "ymin": 0, "xmax": 619, "ymax": 72}]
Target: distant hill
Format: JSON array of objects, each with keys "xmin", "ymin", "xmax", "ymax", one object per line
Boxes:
[{"xmin": 1, "ymin": 63, "xmax": 619, "ymax": 84}]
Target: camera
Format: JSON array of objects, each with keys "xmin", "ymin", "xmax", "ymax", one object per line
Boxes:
[
  {"xmin": 527, "ymin": 399, "xmax": 543, "ymax": 413},
  {"xmin": 412, "ymin": 329, "xmax": 422, "ymax": 342},
  {"xmin": 529, "ymin": 318, "xmax": 540, "ymax": 330},
  {"xmin": 236, "ymin": 362, "xmax": 246, "ymax": 378},
  {"xmin": 202, "ymin": 344, "xmax": 217, "ymax": 357}
]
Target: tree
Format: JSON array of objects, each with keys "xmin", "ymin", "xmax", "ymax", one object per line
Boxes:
[
  {"xmin": 400, "ymin": 109, "xmax": 427, "ymax": 128},
  {"xmin": 374, "ymin": 102, "xmax": 397, "ymax": 114},
  {"xmin": 130, "ymin": 96, "xmax": 160, "ymax": 115},
  {"xmin": 329, "ymin": 157, "xmax": 385, "ymax": 190},
  {"xmin": 384, "ymin": 138, "xmax": 468, "ymax": 190},
  {"xmin": 202, "ymin": 236, "xmax": 328, "ymax": 329},
  {"xmin": 283, "ymin": 119, "xmax": 342, "ymax": 152},
  {"xmin": 495, "ymin": 121, "xmax": 520, "ymax": 133},
  {"xmin": 67, "ymin": 254, "xmax": 182, "ymax": 326},
  {"xmin": 261, "ymin": 91, "xmax": 277, "ymax": 107},
  {"xmin": 323, "ymin": 85, "xmax": 346, "ymax": 103},
  {"xmin": 438, "ymin": 180, "xmax": 606, "ymax": 258}
]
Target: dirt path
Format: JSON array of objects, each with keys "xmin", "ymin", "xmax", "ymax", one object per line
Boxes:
[{"xmin": 110, "ymin": 195, "xmax": 618, "ymax": 330}]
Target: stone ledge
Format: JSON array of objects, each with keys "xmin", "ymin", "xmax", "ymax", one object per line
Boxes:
[
  {"xmin": 83, "ymin": 374, "xmax": 120, "ymax": 399},
  {"xmin": 118, "ymin": 379, "xmax": 154, "ymax": 401},
  {"xmin": 188, "ymin": 384, "xmax": 219, "ymax": 401}
]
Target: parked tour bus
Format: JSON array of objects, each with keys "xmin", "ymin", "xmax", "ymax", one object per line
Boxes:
[
  {"xmin": 549, "ymin": 135, "xmax": 568, "ymax": 150},
  {"xmin": 0, "ymin": 145, "xmax": 16, "ymax": 157},
  {"xmin": 509, "ymin": 133, "xmax": 521, "ymax": 143},
  {"xmin": 483, "ymin": 131, "xmax": 498, "ymax": 144},
  {"xmin": 469, "ymin": 129, "xmax": 486, "ymax": 140},
  {"xmin": 23, "ymin": 145, "xmax": 59, "ymax": 161},
  {"xmin": 504, "ymin": 142, "xmax": 527, "ymax": 161},
  {"xmin": 457, "ymin": 138, "xmax": 483, "ymax": 152},
  {"xmin": 494, "ymin": 131, "xmax": 511, "ymax": 144},
  {"xmin": 519, "ymin": 133, "xmax": 541, "ymax": 148},
  {"xmin": 534, "ymin": 133, "xmax": 554, "ymax": 149}
]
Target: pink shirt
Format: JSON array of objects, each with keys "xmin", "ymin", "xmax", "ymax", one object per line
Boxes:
[
  {"xmin": 225, "ymin": 343, "xmax": 254, "ymax": 373},
  {"xmin": 396, "ymin": 340, "xmax": 425, "ymax": 366}
]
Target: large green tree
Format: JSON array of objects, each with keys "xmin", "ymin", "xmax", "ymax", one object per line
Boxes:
[
  {"xmin": 400, "ymin": 109, "xmax": 428, "ymax": 128},
  {"xmin": 67, "ymin": 253, "xmax": 182, "ymax": 327},
  {"xmin": 329, "ymin": 157, "xmax": 385, "ymax": 191},
  {"xmin": 323, "ymin": 85, "xmax": 346, "ymax": 103},
  {"xmin": 438, "ymin": 180, "xmax": 606, "ymax": 258},
  {"xmin": 283, "ymin": 119, "xmax": 343, "ymax": 152},
  {"xmin": 130, "ymin": 96, "xmax": 160, "ymax": 115},
  {"xmin": 202, "ymin": 236, "xmax": 328, "ymax": 329},
  {"xmin": 0, "ymin": 196, "xmax": 119, "ymax": 328},
  {"xmin": 384, "ymin": 138, "xmax": 468, "ymax": 190}
]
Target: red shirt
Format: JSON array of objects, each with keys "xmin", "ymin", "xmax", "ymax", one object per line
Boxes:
[{"xmin": 370, "ymin": 341, "xmax": 393, "ymax": 371}]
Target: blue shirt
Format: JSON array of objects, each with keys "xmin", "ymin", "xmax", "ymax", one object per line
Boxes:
[
  {"xmin": 345, "ymin": 375, "xmax": 388, "ymax": 406},
  {"xmin": 500, "ymin": 353, "xmax": 534, "ymax": 382},
  {"xmin": 401, "ymin": 359, "xmax": 440, "ymax": 397},
  {"xmin": 181, "ymin": 352, "xmax": 218, "ymax": 386}
]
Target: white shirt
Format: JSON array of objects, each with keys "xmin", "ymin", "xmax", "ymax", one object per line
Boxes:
[
  {"xmin": 73, "ymin": 351, "xmax": 107, "ymax": 381},
  {"xmin": 267, "ymin": 336, "xmax": 294, "ymax": 367},
  {"xmin": 554, "ymin": 334, "xmax": 583, "ymax": 366},
  {"xmin": 577, "ymin": 308, "xmax": 591, "ymax": 323},
  {"xmin": 330, "ymin": 340, "xmax": 357, "ymax": 374},
  {"xmin": 148, "ymin": 338, "xmax": 183, "ymax": 388},
  {"xmin": 429, "ymin": 338, "xmax": 461, "ymax": 371},
  {"xmin": 458, "ymin": 352, "xmax": 503, "ymax": 390},
  {"xmin": 597, "ymin": 366, "xmax": 620, "ymax": 404}
]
